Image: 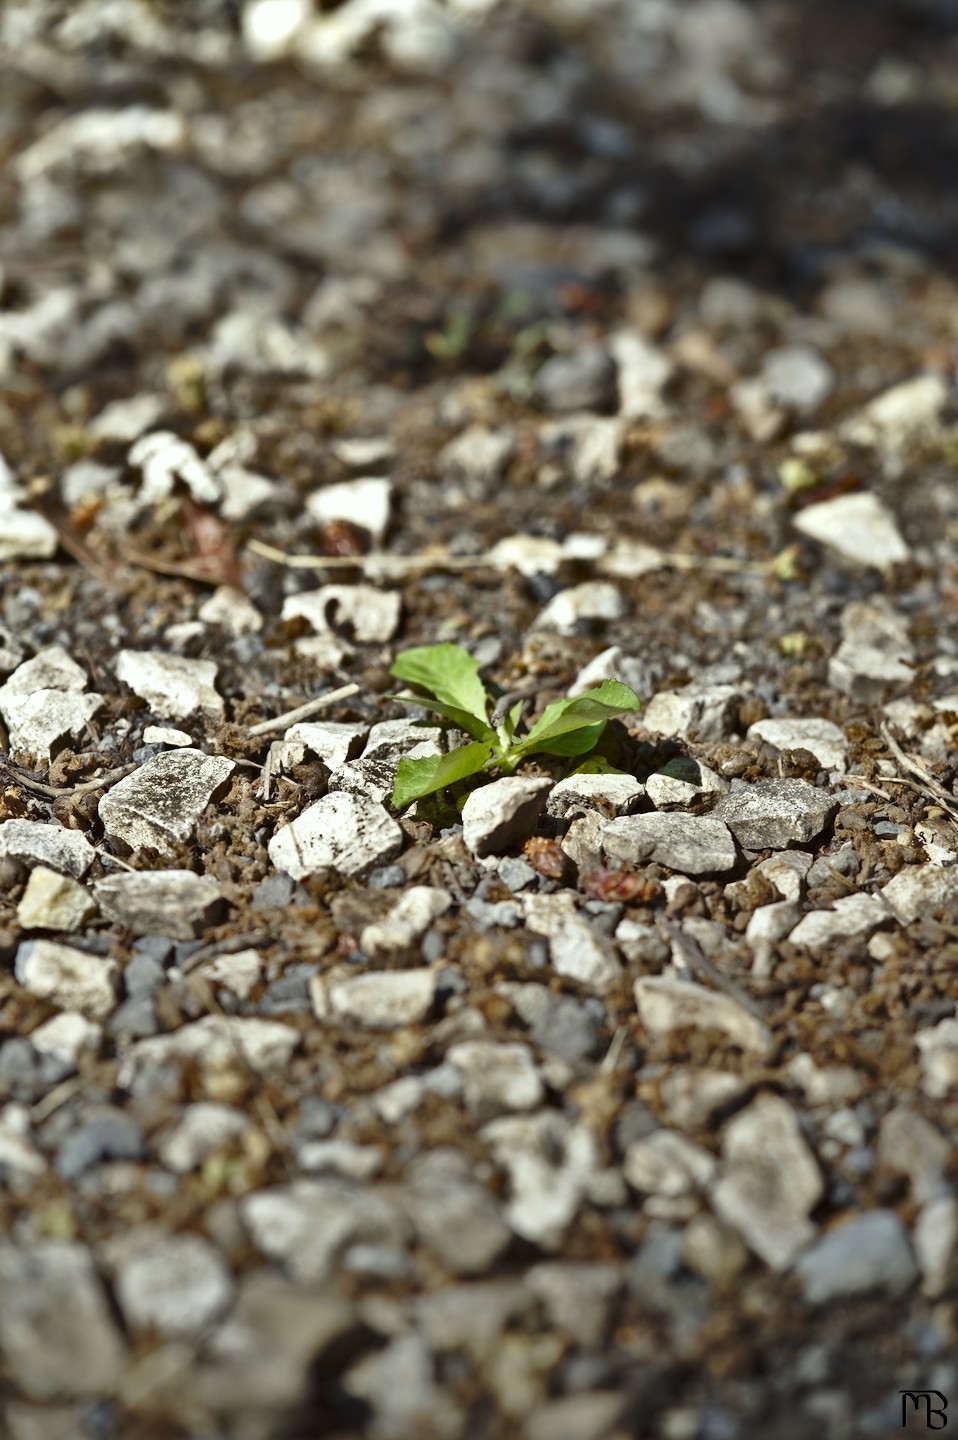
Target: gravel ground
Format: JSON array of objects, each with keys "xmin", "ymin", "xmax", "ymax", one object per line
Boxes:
[{"xmin": 2, "ymin": 2, "xmax": 958, "ymax": 1438}]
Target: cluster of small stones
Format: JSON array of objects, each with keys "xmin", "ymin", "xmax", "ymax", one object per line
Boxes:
[{"xmin": 3, "ymin": 3, "xmax": 958, "ymax": 1439}]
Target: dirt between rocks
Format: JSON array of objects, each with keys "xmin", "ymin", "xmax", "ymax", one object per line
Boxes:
[{"xmin": 2, "ymin": 2, "xmax": 958, "ymax": 1438}]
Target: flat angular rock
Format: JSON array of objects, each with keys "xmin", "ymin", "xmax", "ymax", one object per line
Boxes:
[
  {"xmin": 881, "ymin": 862, "xmax": 958, "ymax": 924},
  {"xmin": 793, "ymin": 491, "xmax": 910, "ymax": 572},
  {"xmin": 714, "ymin": 779, "xmax": 837, "ymax": 849},
  {"xmin": 0, "ymin": 821, "xmax": 97, "ymax": 878},
  {"xmin": 746, "ymin": 717, "xmax": 848, "ymax": 772},
  {"xmin": 158, "ymin": 1103, "xmax": 249, "ymax": 1173},
  {"xmin": 0, "ymin": 1241, "xmax": 126, "ymax": 1399},
  {"xmin": 0, "ymin": 646, "xmax": 87, "ymax": 696},
  {"xmin": 710, "ymin": 1095, "xmax": 823, "ymax": 1270},
  {"xmin": 534, "ymin": 581, "xmax": 626, "ymax": 634},
  {"xmin": 241, "ymin": 1178, "xmax": 408, "ymax": 1284},
  {"xmin": 129, "ymin": 430, "xmax": 221, "ymax": 505},
  {"xmin": 312, "ymin": 968, "xmax": 438, "ymax": 1029},
  {"xmin": 642, "ymin": 683, "xmax": 740, "ymax": 741},
  {"xmin": 16, "ymin": 867, "xmax": 97, "ymax": 931},
  {"xmin": 480, "ymin": 1111, "xmax": 598, "ymax": 1249},
  {"xmin": 645, "ymin": 756, "xmax": 727, "ymax": 809},
  {"xmin": 98, "ymin": 749, "xmax": 236, "ymax": 856},
  {"xmin": 915, "ymin": 1018, "xmax": 958, "ymax": 1099},
  {"xmin": 624, "ymin": 1130, "xmax": 717, "ymax": 1197},
  {"xmin": 534, "ymin": 341, "xmax": 616, "ymax": 413},
  {"xmin": 793, "ymin": 1210, "xmax": 918, "ymax": 1303},
  {"xmin": 788, "ymin": 893, "xmax": 892, "ymax": 950},
  {"xmin": 306, "ymin": 476, "xmax": 392, "ymax": 543},
  {"xmin": 609, "ymin": 330, "xmax": 673, "ymax": 419},
  {"xmin": 29, "ymin": 1012, "xmax": 102, "ymax": 1074},
  {"xmin": 602, "ymin": 812, "xmax": 736, "ymax": 875},
  {"xmin": 829, "ymin": 598, "xmax": 914, "ymax": 700},
  {"xmin": 0, "ymin": 508, "xmax": 59, "ymax": 560},
  {"xmin": 15, "ymin": 940, "xmax": 118, "ymax": 1020},
  {"xmin": 282, "ymin": 585, "xmax": 401, "ymax": 643},
  {"xmin": 914, "ymin": 1195, "xmax": 958, "ymax": 1299},
  {"xmin": 361, "ymin": 719, "xmax": 443, "ymax": 762},
  {"xmin": 118, "ymin": 1017, "xmax": 299, "ymax": 1087},
  {"xmin": 447, "ymin": 1040, "xmax": 544, "ymax": 1121},
  {"xmin": 461, "ymin": 776, "xmax": 552, "ymax": 858},
  {"xmin": 360, "ymin": 885, "xmax": 452, "ymax": 960},
  {"xmin": 269, "ymin": 792, "xmax": 403, "ymax": 879},
  {"xmin": 547, "ymin": 771, "xmax": 645, "ymax": 819},
  {"xmin": 0, "ymin": 646, "xmax": 104, "ymax": 760},
  {"xmin": 635, "ymin": 975, "xmax": 772, "ymax": 1055},
  {"xmin": 115, "ymin": 650, "xmax": 223, "ymax": 720},
  {"xmin": 403, "ymin": 1150, "xmax": 511, "ymax": 1274},
  {"xmin": 113, "ymin": 1235, "xmax": 234, "ymax": 1338},
  {"xmin": 284, "ymin": 720, "xmax": 368, "ymax": 769},
  {"xmin": 761, "ymin": 344, "xmax": 834, "ymax": 412},
  {"xmin": 441, "ymin": 424, "xmax": 516, "ymax": 485},
  {"xmin": 548, "ymin": 913, "xmax": 623, "ymax": 992},
  {"xmin": 94, "ymin": 871, "xmax": 226, "ymax": 939}
]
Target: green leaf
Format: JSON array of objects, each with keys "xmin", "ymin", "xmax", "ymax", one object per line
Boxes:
[
  {"xmin": 390, "ymin": 644, "xmax": 490, "ymax": 730},
  {"xmin": 567, "ymin": 755, "xmax": 630, "ymax": 776},
  {"xmin": 513, "ymin": 680, "xmax": 640, "ymax": 757},
  {"xmin": 386, "ymin": 694, "xmax": 495, "ymax": 744},
  {"xmin": 533, "ymin": 720, "xmax": 607, "ymax": 757},
  {"xmin": 391, "ymin": 742, "xmax": 493, "ymax": 808}
]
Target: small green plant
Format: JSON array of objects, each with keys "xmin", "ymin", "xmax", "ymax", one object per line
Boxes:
[{"xmin": 389, "ymin": 643, "xmax": 641, "ymax": 808}]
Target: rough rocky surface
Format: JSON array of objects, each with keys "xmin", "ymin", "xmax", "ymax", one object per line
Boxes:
[{"xmin": 2, "ymin": 3, "xmax": 958, "ymax": 1438}]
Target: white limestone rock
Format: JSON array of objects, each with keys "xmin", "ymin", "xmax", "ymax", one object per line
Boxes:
[
  {"xmin": 94, "ymin": 871, "xmax": 226, "ymax": 939},
  {"xmin": 16, "ymin": 867, "xmax": 97, "ymax": 932},
  {"xmin": 624, "ymin": 1130, "xmax": 716, "ymax": 1198},
  {"xmin": 609, "ymin": 330, "xmax": 673, "ymax": 419},
  {"xmin": 788, "ymin": 893, "xmax": 893, "ymax": 950},
  {"xmin": 311, "ymin": 968, "xmax": 438, "ymax": 1029},
  {"xmin": 534, "ymin": 582, "xmax": 626, "ymax": 635},
  {"xmin": 118, "ymin": 1017, "xmax": 299, "ymax": 1088},
  {"xmin": 602, "ymin": 812, "xmax": 737, "ymax": 876},
  {"xmin": 645, "ymin": 756, "xmax": 728, "ymax": 809},
  {"xmin": 710, "ymin": 1095, "xmax": 824, "ymax": 1270},
  {"xmin": 480, "ymin": 1111, "xmax": 599, "ymax": 1249},
  {"xmin": 634, "ymin": 975, "xmax": 772, "ymax": 1055},
  {"xmin": 283, "ymin": 585, "xmax": 401, "ymax": 643},
  {"xmin": 360, "ymin": 885, "xmax": 452, "ymax": 960},
  {"xmin": 284, "ymin": 720, "xmax": 368, "ymax": 769},
  {"xmin": 0, "ymin": 821, "xmax": 96, "ymax": 879},
  {"xmin": 241, "ymin": 1178, "xmax": 408, "ymax": 1285},
  {"xmin": 113, "ymin": 1234, "xmax": 234, "ymax": 1338},
  {"xmin": 439, "ymin": 425, "xmax": 515, "ymax": 486},
  {"xmin": 158, "ymin": 1103, "xmax": 249, "ymax": 1173},
  {"xmin": 882, "ymin": 862, "xmax": 958, "ymax": 924},
  {"xmin": 548, "ymin": 913, "xmax": 623, "ymax": 993},
  {"xmin": 129, "ymin": 430, "xmax": 221, "ymax": 506},
  {"xmin": 29, "ymin": 1013, "xmax": 102, "ymax": 1074},
  {"xmin": 447, "ymin": 1040, "xmax": 544, "ymax": 1122},
  {"xmin": 197, "ymin": 586, "xmax": 263, "ymax": 636},
  {"xmin": 547, "ymin": 772, "xmax": 645, "ymax": 819},
  {"xmin": 746, "ymin": 717, "xmax": 848, "ymax": 772},
  {"xmin": 15, "ymin": 940, "xmax": 118, "ymax": 1020},
  {"xmin": 0, "ymin": 509, "xmax": 59, "ymax": 561},
  {"xmin": 829, "ymin": 597, "xmax": 914, "ymax": 700},
  {"xmin": 793, "ymin": 491, "xmax": 910, "ymax": 573},
  {"xmin": 642, "ymin": 683, "xmax": 740, "ymax": 741},
  {"xmin": 461, "ymin": 776, "xmax": 552, "ymax": 858},
  {"xmin": 115, "ymin": 650, "xmax": 224, "ymax": 720},
  {"xmin": 713, "ymin": 779, "xmax": 837, "ymax": 849},
  {"xmin": 98, "ymin": 750, "xmax": 236, "ymax": 855},
  {"xmin": 0, "ymin": 1242, "xmax": 126, "ymax": 1399},
  {"xmin": 269, "ymin": 792, "xmax": 403, "ymax": 879},
  {"xmin": 306, "ymin": 476, "xmax": 393, "ymax": 543}
]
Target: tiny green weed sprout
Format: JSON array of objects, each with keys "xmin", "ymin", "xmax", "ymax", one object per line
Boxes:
[{"xmin": 388, "ymin": 643, "xmax": 640, "ymax": 808}]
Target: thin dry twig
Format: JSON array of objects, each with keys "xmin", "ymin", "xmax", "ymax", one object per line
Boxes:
[
  {"xmin": 247, "ymin": 537, "xmax": 769, "ymax": 577},
  {"xmin": 247, "ymin": 683, "xmax": 360, "ymax": 737},
  {"xmin": 880, "ymin": 723, "xmax": 958, "ymax": 825},
  {"xmin": 663, "ymin": 919, "xmax": 768, "ymax": 1022},
  {"xmin": 0, "ymin": 760, "xmax": 137, "ymax": 799}
]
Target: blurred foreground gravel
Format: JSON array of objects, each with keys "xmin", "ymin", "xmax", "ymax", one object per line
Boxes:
[{"xmin": 2, "ymin": 2, "xmax": 958, "ymax": 1437}]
